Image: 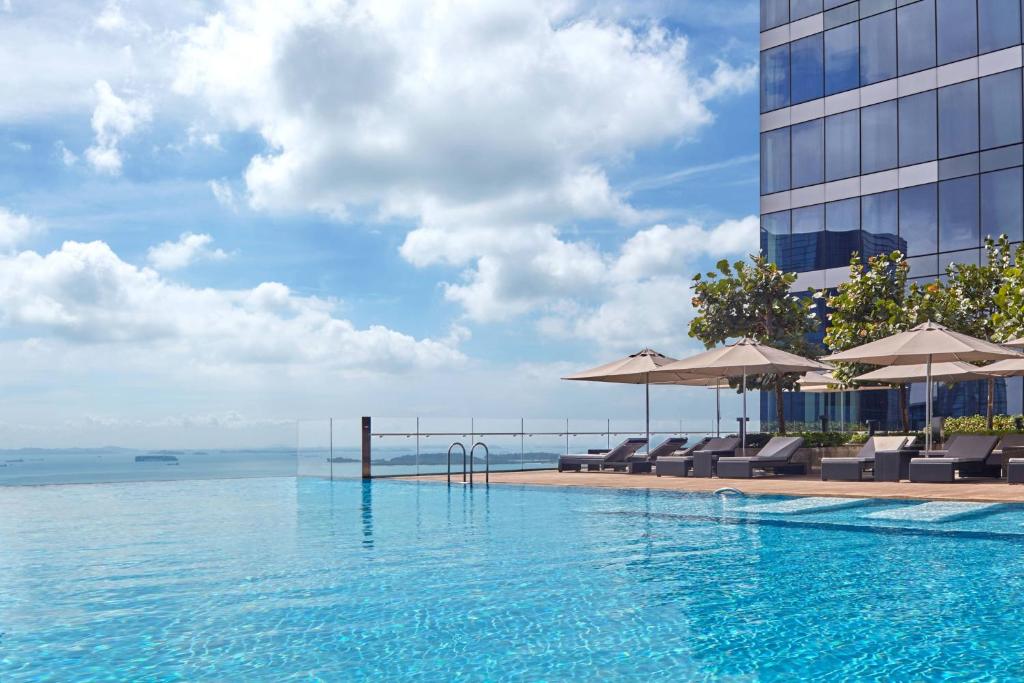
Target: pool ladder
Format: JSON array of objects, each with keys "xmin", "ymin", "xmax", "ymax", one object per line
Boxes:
[{"xmin": 447, "ymin": 442, "xmax": 489, "ymax": 485}]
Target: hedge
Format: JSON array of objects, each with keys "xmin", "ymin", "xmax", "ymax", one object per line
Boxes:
[{"xmin": 944, "ymin": 414, "xmax": 1024, "ymax": 435}]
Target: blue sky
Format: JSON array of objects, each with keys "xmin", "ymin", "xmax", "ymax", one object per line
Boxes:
[{"xmin": 0, "ymin": 0, "xmax": 761, "ymax": 446}]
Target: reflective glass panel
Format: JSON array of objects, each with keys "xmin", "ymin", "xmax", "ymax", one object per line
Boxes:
[
  {"xmin": 761, "ymin": 211, "xmax": 792, "ymax": 266},
  {"xmin": 791, "ymin": 34, "xmax": 825, "ymax": 104},
  {"xmin": 825, "ymin": 23, "xmax": 860, "ymax": 94},
  {"xmin": 861, "ymin": 100, "xmax": 899, "ymax": 173},
  {"xmin": 761, "ymin": 128, "xmax": 791, "ymax": 194},
  {"xmin": 980, "ymin": 69, "xmax": 1023, "ymax": 149},
  {"xmin": 862, "ymin": 191, "xmax": 903, "ymax": 256},
  {"xmin": 826, "ymin": 110, "xmax": 860, "ymax": 181},
  {"xmin": 761, "ymin": 45, "xmax": 790, "ymax": 113},
  {"xmin": 981, "ymin": 167, "xmax": 1024, "ymax": 243},
  {"xmin": 791, "ymin": 0, "xmax": 823, "ymax": 21},
  {"xmin": 938, "ymin": 80, "xmax": 979, "ymax": 158},
  {"xmin": 792, "ymin": 119, "xmax": 825, "ymax": 187},
  {"xmin": 899, "ymin": 183, "xmax": 938, "ymax": 255},
  {"xmin": 899, "ymin": 91, "xmax": 938, "ymax": 166},
  {"xmin": 898, "ymin": 0, "xmax": 937, "ymax": 75},
  {"xmin": 825, "ymin": 197, "xmax": 862, "ymax": 268},
  {"xmin": 791, "ymin": 204, "xmax": 825, "ymax": 271},
  {"xmin": 762, "ymin": 0, "xmax": 790, "ymax": 30},
  {"xmin": 860, "ymin": 10, "xmax": 897, "ymax": 85},
  {"xmin": 936, "ymin": 0, "xmax": 978, "ymax": 64},
  {"xmin": 939, "ymin": 175, "xmax": 980, "ymax": 251},
  {"xmin": 979, "ymin": 0, "xmax": 1021, "ymax": 53}
]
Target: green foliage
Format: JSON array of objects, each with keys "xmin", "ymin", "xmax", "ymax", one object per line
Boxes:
[
  {"xmin": 991, "ymin": 240, "xmax": 1024, "ymax": 341},
  {"xmin": 739, "ymin": 431, "xmax": 854, "ymax": 448},
  {"xmin": 935, "ymin": 236, "xmax": 1012, "ymax": 338},
  {"xmin": 944, "ymin": 414, "xmax": 1023, "ymax": 435}
]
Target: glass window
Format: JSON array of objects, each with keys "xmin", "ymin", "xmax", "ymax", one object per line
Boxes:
[
  {"xmin": 899, "ymin": 183, "xmax": 938, "ymax": 255},
  {"xmin": 825, "ymin": 23, "xmax": 859, "ymax": 95},
  {"xmin": 761, "ymin": 128, "xmax": 791, "ymax": 195},
  {"xmin": 791, "ymin": 0, "xmax": 823, "ymax": 21},
  {"xmin": 938, "ymin": 80, "xmax": 979, "ymax": 158},
  {"xmin": 861, "ymin": 100, "xmax": 898, "ymax": 173},
  {"xmin": 907, "ymin": 255, "xmax": 939, "ymax": 278},
  {"xmin": 825, "ymin": 0, "xmax": 854, "ymax": 8},
  {"xmin": 827, "ymin": 197, "xmax": 860, "ymax": 231},
  {"xmin": 792, "ymin": 119, "xmax": 825, "ymax": 187},
  {"xmin": 791, "ymin": 34, "xmax": 824, "ymax": 104},
  {"xmin": 860, "ymin": 10, "xmax": 897, "ymax": 85},
  {"xmin": 761, "ymin": 211, "xmax": 792, "ymax": 266},
  {"xmin": 826, "ymin": 110, "xmax": 860, "ymax": 181},
  {"xmin": 979, "ymin": 0, "xmax": 1021, "ymax": 53},
  {"xmin": 860, "ymin": 0, "xmax": 896, "ymax": 17},
  {"xmin": 980, "ymin": 69, "xmax": 1023, "ymax": 149},
  {"xmin": 899, "ymin": 91, "xmax": 938, "ymax": 166},
  {"xmin": 936, "ymin": 0, "xmax": 978, "ymax": 64},
  {"xmin": 762, "ymin": 0, "xmax": 790, "ymax": 30},
  {"xmin": 981, "ymin": 167, "xmax": 1024, "ymax": 242},
  {"xmin": 761, "ymin": 45, "xmax": 790, "ymax": 113},
  {"xmin": 898, "ymin": 0, "xmax": 936, "ymax": 75},
  {"xmin": 862, "ymin": 191, "xmax": 902, "ymax": 256},
  {"xmin": 793, "ymin": 204, "xmax": 825, "ymax": 232},
  {"xmin": 825, "ymin": 197, "xmax": 861, "ymax": 268},
  {"xmin": 791, "ymin": 204, "xmax": 825, "ymax": 271},
  {"xmin": 939, "ymin": 176, "xmax": 980, "ymax": 251}
]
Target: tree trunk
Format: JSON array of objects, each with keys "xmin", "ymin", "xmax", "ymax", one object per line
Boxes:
[
  {"xmin": 987, "ymin": 376, "xmax": 996, "ymax": 430},
  {"xmin": 899, "ymin": 384, "xmax": 910, "ymax": 433},
  {"xmin": 775, "ymin": 383, "xmax": 786, "ymax": 435}
]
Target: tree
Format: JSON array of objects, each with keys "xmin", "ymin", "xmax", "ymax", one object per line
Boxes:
[
  {"xmin": 689, "ymin": 255, "xmax": 819, "ymax": 435},
  {"xmin": 992, "ymin": 240, "xmax": 1024, "ymax": 340},
  {"xmin": 824, "ymin": 251, "xmax": 915, "ymax": 431}
]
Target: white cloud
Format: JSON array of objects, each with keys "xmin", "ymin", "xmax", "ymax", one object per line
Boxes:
[
  {"xmin": 56, "ymin": 140, "xmax": 78, "ymax": 166},
  {"xmin": 0, "ymin": 207, "xmax": 40, "ymax": 251},
  {"xmin": 147, "ymin": 232, "xmax": 230, "ymax": 271},
  {"xmin": 0, "ymin": 240, "xmax": 465, "ymax": 372},
  {"xmin": 95, "ymin": 0, "xmax": 128, "ymax": 32},
  {"xmin": 208, "ymin": 179, "xmax": 237, "ymax": 211},
  {"xmin": 174, "ymin": 0, "xmax": 752, "ymax": 228},
  {"xmin": 85, "ymin": 80, "xmax": 152, "ymax": 175},
  {"xmin": 2, "ymin": 0, "xmax": 11, "ymax": 13},
  {"xmin": 10, "ymin": 141, "xmax": 30, "ymax": 151},
  {"xmin": 401, "ymin": 215, "xmax": 758, "ymax": 347}
]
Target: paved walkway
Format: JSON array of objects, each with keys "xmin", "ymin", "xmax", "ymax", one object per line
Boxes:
[{"xmin": 402, "ymin": 470, "xmax": 1024, "ymax": 503}]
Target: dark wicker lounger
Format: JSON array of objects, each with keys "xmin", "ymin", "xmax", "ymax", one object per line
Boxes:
[
  {"xmin": 715, "ymin": 436, "xmax": 805, "ymax": 479},
  {"xmin": 657, "ymin": 436, "xmax": 740, "ymax": 478},
  {"xmin": 908, "ymin": 435, "xmax": 1000, "ymax": 483},
  {"xmin": 820, "ymin": 436, "xmax": 910, "ymax": 482},
  {"xmin": 620, "ymin": 436, "xmax": 688, "ymax": 474},
  {"xmin": 558, "ymin": 437, "xmax": 648, "ymax": 472}
]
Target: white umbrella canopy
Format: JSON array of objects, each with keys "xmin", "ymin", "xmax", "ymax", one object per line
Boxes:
[
  {"xmin": 853, "ymin": 361, "xmax": 992, "ymax": 384},
  {"xmin": 981, "ymin": 358, "xmax": 1024, "ymax": 377},
  {"xmin": 822, "ymin": 322, "xmax": 1024, "ymax": 450},
  {"xmin": 562, "ymin": 348, "xmax": 686, "ymax": 451},
  {"xmin": 651, "ymin": 338, "xmax": 832, "ymax": 452},
  {"xmin": 1004, "ymin": 337, "xmax": 1024, "ymax": 348}
]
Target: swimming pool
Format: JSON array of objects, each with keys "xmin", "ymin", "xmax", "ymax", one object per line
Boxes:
[{"xmin": 2, "ymin": 478, "xmax": 1023, "ymax": 680}]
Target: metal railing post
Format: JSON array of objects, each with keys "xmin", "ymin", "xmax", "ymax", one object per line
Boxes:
[
  {"xmin": 361, "ymin": 416, "xmax": 372, "ymax": 479},
  {"xmin": 329, "ymin": 417, "xmax": 334, "ymax": 481}
]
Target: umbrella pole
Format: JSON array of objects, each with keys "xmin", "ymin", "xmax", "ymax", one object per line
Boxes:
[
  {"xmin": 715, "ymin": 380, "xmax": 721, "ymax": 438},
  {"xmin": 741, "ymin": 368, "xmax": 747, "ymax": 456},
  {"xmin": 645, "ymin": 381, "xmax": 650, "ymax": 453},
  {"xmin": 926, "ymin": 356, "xmax": 933, "ymax": 452}
]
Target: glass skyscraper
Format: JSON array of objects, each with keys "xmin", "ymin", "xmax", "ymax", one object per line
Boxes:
[{"xmin": 758, "ymin": 0, "xmax": 1023, "ymax": 429}]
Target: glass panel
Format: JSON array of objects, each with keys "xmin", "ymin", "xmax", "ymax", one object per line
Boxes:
[
  {"xmin": 939, "ymin": 175, "xmax": 980, "ymax": 251},
  {"xmin": 981, "ymin": 167, "xmax": 1024, "ymax": 242},
  {"xmin": 791, "ymin": 34, "xmax": 825, "ymax": 104},
  {"xmin": 761, "ymin": 128, "xmax": 792, "ymax": 194},
  {"xmin": 898, "ymin": 0, "xmax": 937, "ymax": 75},
  {"xmin": 980, "ymin": 69, "xmax": 1023, "ymax": 149},
  {"xmin": 979, "ymin": 0, "xmax": 1021, "ymax": 53},
  {"xmin": 826, "ymin": 2, "xmax": 860, "ymax": 27},
  {"xmin": 761, "ymin": 211, "xmax": 792, "ymax": 266},
  {"xmin": 826, "ymin": 0, "xmax": 855, "ymax": 8},
  {"xmin": 907, "ymin": 254, "xmax": 940, "ymax": 278},
  {"xmin": 861, "ymin": 0, "xmax": 896, "ymax": 16},
  {"xmin": 792, "ymin": 119, "xmax": 825, "ymax": 187},
  {"xmin": 861, "ymin": 10, "xmax": 898, "ymax": 85},
  {"xmin": 939, "ymin": 248, "xmax": 982, "ymax": 271},
  {"xmin": 792, "ymin": 204, "xmax": 825, "ymax": 271},
  {"xmin": 825, "ymin": 22, "xmax": 860, "ymax": 94},
  {"xmin": 861, "ymin": 100, "xmax": 899, "ymax": 173},
  {"xmin": 862, "ymin": 190, "xmax": 903, "ymax": 256},
  {"xmin": 826, "ymin": 110, "xmax": 860, "ymax": 181},
  {"xmin": 791, "ymin": 0, "xmax": 824, "ymax": 21},
  {"xmin": 936, "ymin": 0, "xmax": 978, "ymax": 64},
  {"xmin": 793, "ymin": 204, "xmax": 826, "ymax": 232},
  {"xmin": 761, "ymin": 45, "xmax": 790, "ymax": 113},
  {"xmin": 763, "ymin": 0, "xmax": 790, "ymax": 30},
  {"xmin": 899, "ymin": 90, "xmax": 938, "ymax": 166},
  {"xmin": 825, "ymin": 197, "xmax": 862, "ymax": 268},
  {"xmin": 938, "ymin": 80, "xmax": 979, "ymax": 158},
  {"xmin": 899, "ymin": 183, "xmax": 938, "ymax": 255}
]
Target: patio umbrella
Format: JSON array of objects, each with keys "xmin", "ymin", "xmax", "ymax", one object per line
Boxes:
[
  {"xmin": 1005, "ymin": 337, "xmax": 1024, "ymax": 348},
  {"xmin": 796, "ymin": 371, "xmax": 889, "ymax": 432},
  {"xmin": 823, "ymin": 322, "xmax": 1023, "ymax": 451},
  {"xmin": 562, "ymin": 348, "xmax": 681, "ymax": 451},
  {"xmin": 852, "ymin": 361, "xmax": 991, "ymax": 384},
  {"xmin": 659, "ymin": 375, "xmax": 731, "ymax": 437},
  {"xmin": 651, "ymin": 338, "xmax": 832, "ymax": 453}
]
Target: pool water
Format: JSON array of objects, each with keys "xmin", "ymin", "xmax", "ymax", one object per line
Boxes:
[{"xmin": 2, "ymin": 478, "xmax": 1024, "ymax": 680}]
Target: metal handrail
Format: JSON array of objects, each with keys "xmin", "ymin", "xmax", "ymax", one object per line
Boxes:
[
  {"xmin": 372, "ymin": 430, "xmax": 704, "ymax": 438},
  {"xmin": 447, "ymin": 442, "xmax": 466, "ymax": 485},
  {"xmin": 471, "ymin": 442, "xmax": 489, "ymax": 484}
]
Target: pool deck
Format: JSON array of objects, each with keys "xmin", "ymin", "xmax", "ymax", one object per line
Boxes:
[{"xmin": 402, "ymin": 471, "xmax": 1024, "ymax": 503}]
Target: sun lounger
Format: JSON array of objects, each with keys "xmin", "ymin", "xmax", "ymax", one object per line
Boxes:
[
  {"xmin": 621, "ymin": 436, "xmax": 688, "ymax": 474},
  {"xmin": 990, "ymin": 434, "xmax": 1024, "ymax": 477},
  {"xmin": 679, "ymin": 436, "xmax": 743, "ymax": 478},
  {"xmin": 654, "ymin": 436, "xmax": 715, "ymax": 477},
  {"xmin": 715, "ymin": 436, "xmax": 806, "ymax": 478},
  {"xmin": 908, "ymin": 435, "xmax": 1001, "ymax": 483},
  {"xmin": 1008, "ymin": 458, "xmax": 1024, "ymax": 484},
  {"xmin": 557, "ymin": 437, "xmax": 648, "ymax": 472},
  {"xmin": 820, "ymin": 436, "xmax": 910, "ymax": 482}
]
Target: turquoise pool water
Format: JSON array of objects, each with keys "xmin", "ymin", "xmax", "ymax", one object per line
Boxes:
[{"xmin": 2, "ymin": 478, "xmax": 1024, "ymax": 680}]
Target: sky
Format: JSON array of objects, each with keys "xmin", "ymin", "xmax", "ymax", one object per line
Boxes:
[{"xmin": 0, "ymin": 0, "xmax": 762, "ymax": 447}]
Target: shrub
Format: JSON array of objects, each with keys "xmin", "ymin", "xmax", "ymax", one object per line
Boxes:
[{"xmin": 944, "ymin": 414, "xmax": 1023, "ymax": 435}]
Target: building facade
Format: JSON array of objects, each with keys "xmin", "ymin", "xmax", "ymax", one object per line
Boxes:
[{"xmin": 758, "ymin": 0, "xmax": 1023, "ymax": 429}]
